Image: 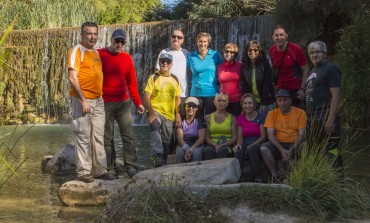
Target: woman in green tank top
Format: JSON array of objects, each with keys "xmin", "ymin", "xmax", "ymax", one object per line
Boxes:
[{"xmin": 204, "ymin": 93, "xmax": 237, "ymax": 160}]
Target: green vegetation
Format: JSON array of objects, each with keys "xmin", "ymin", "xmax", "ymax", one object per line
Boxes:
[
  {"xmin": 0, "ymin": 125, "xmax": 31, "ymax": 189},
  {"xmin": 99, "ymin": 134, "xmax": 370, "ymax": 222},
  {"xmin": 0, "ymin": 0, "xmax": 161, "ymax": 30},
  {"xmin": 338, "ymin": 14, "xmax": 370, "ymax": 128}
]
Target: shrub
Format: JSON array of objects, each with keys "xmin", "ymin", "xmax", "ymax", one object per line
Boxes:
[{"xmin": 338, "ymin": 14, "xmax": 370, "ymax": 127}]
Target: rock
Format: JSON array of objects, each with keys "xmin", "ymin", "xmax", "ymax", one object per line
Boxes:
[
  {"xmin": 45, "ymin": 144, "xmax": 76, "ymax": 174},
  {"xmin": 58, "ymin": 178, "xmax": 131, "ymax": 206},
  {"xmin": 188, "ymin": 182, "xmax": 292, "ymax": 197},
  {"xmin": 41, "ymin": 155, "xmax": 53, "ymax": 173},
  {"xmin": 132, "ymin": 158, "xmax": 241, "ymax": 185},
  {"xmin": 219, "ymin": 204, "xmax": 299, "ymax": 223}
]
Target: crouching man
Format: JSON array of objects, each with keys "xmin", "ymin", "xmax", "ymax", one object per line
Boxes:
[
  {"xmin": 144, "ymin": 53, "xmax": 182, "ymax": 167},
  {"xmin": 260, "ymin": 89, "xmax": 307, "ymax": 182}
]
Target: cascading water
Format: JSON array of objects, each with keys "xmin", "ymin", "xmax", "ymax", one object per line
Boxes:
[{"xmin": 0, "ymin": 16, "xmax": 273, "ymax": 125}]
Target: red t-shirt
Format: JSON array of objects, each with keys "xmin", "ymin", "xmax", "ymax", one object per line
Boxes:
[
  {"xmin": 269, "ymin": 42, "xmax": 307, "ymax": 91},
  {"xmin": 217, "ymin": 60, "xmax": 243, "ymax": 103},
  {"xmin": 98, "ymin": 48, "xmax": 142, "ymax": 106}
]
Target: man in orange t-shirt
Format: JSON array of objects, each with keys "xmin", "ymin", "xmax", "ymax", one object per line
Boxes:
[
  {"xmin": 68, "ymin": 21, "xmax": 113, "ymax": 183},
  {"xmin": 260, "ymin": 89, "xmax": 307, "ymax": 182}
]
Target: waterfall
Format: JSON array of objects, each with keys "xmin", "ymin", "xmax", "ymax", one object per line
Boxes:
[{"xmin": 0, "ymin": 16, "xmax": 273, "ymax": 125}]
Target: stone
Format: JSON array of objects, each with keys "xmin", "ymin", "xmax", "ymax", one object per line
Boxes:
[
  {"xmin": 57, "ymin": 178, "xmax": 131, "ymax": 206},
  {"xmin": 132, "ymin": 158, "xmax": 241, "ymax": 185},
  {"xmin": 45, "ymin": 144, "xmax": 76, "ymax": 174}
]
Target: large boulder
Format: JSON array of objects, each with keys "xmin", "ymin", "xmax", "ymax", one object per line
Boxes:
[
  {"xmin": 45, "ymin": 144, "xmax": 76, "ymax": 174},
  {"xmin": 58, "ymin": 178, "xmax": 131, "ymax": 206},
  {"xmin": 132, "ymin": 158, "xmax": 241, "ymax": 185}
]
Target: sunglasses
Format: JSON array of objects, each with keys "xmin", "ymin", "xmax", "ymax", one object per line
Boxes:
[
  {"xmin": 172, "ymin": 35, "xmax": 184, "ymax": 40},
  {"xmin": 186, "ymin": 103, "xmax": 198, "ymax": 109},
  {"xmin": 248, "ymin": 48, "xmax": 259, "ymax": 53},
  {"xmin": 224, "ymin": 50, "xmax": 235, "ymax": 54},
  {"xmin": 115, "ymin": 38, "xmax": 126, "ymax": 44},
  {"xmin": 160, "ymin": 59, "xmax": 172, "ymax": 64}
]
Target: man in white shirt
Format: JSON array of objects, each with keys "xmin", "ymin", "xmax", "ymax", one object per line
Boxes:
[{"xmin": 156, "ymin": 29, "xmax": 189, "ymax": 114}]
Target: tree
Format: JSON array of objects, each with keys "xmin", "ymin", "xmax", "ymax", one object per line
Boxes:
[
  {"xmin": 338, "ymin": 13, "xmax": 370, "ymax": 127},
  {"xmin": 98, "ymin": 0, "xmax": 161, "ymax": 25},
  {"xmin": 274, "ymin": 0, "xmax": 367, "ymax": 53},
  {"xmin": 188, "ymin": 0, "xmax": 276, "ymax": 19}
]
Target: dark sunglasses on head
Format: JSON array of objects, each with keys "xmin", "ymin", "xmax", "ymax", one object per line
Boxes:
[
  {"xmin": 115, "ymin": 38, "xmax": 126, "ymax": 44},
  {"xmin": 172, "ymin": 35, "xmax": 184, "ymax": 40},
  {"xmin": 248, "ymin": 48, "xmax": 259, "ymax": 53}
]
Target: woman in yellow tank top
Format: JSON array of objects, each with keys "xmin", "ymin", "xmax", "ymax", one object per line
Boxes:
[{"xmin": 204, "ymin": 93, "xmax": 237, "ymax": 160}]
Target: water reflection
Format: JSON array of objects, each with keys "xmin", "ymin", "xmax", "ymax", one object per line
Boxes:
[{"xmin": 0, "ymin": 125, "xmax": 368, "ymax": 222}]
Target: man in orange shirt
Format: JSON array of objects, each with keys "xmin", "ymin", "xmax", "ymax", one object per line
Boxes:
[
  {"xmin": 68, "ymin": 21, "xmax": 114, "ymax": 183},
  {"xmin": 260, "ymin": 89, "xmax": 307, "ymax": 182}
]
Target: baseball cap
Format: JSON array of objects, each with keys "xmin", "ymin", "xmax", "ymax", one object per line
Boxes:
[
  {"xmin": 184, "ymin": 97, "xmax": 200, "ymax": 106},
  {"xmin": 112, "ymin": 29, "xmax": 126, "ymax": 39},
  {"xmin": 276, "ymin": 89, "xmax": 290, "ymax": 97},
  {"xmin": 159, "ymin": 53, "xmax": 173, "ymax": 62}
]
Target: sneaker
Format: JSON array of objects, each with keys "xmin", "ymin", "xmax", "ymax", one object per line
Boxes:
[
  {"xmin": 126, "ymin": 167, "xmax": 138, "ymax": 178},
  {"xmin": 78, "ymin": 174, "xmax": 94, "ymax": 183},
  {"xmin": 95, "ymin": 172, "xmax": 115, "ymax": 180}
]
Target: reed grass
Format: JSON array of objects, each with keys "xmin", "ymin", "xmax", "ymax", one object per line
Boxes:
[{"xmin": 0, "ymin": 0, "xmax": 98, "ymax": 30}]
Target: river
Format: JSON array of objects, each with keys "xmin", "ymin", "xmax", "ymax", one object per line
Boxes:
[{"xmin": 0, "ymin": 125, "xmax": 368, "ymax": 222}]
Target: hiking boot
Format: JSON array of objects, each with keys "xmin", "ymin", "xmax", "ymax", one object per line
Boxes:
[
  {"xmin": 254, "ymin": 177, "xmax": 263, "ymax": 183},
  {"xmin": 95, "ymin": 172, "xmax": 115, "ymax": 180},
  {"xmin": 126, "ymin": 167, "xmax": 138, "ymax": 178},
  {"xmin": 108, "ymin": 170, "xmax": 119, "ymax": 179},
  {"xmin": 271, "ymin": 175, "xmax": 282, "ymax": 184},
  {"xmin": 78, "ymin": 174, "xmax": 94, "ymax": 183},
  {"xmin": 153, "ymin": 153, "xmax": 164, "ymax": 168}
]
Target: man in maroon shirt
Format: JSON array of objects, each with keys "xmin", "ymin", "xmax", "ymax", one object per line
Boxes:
[
  {"xmin": 269, "ymin": 25, "xmax": 309, "ymax": 107},
  {"xmin": 98, "ymin": 29, "xmax": 145, "ymax": 178}
]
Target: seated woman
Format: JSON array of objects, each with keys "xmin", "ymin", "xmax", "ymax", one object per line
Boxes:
[
  {"xmin": 204, "ymin": 93, "xmax": 237, "ymax": 161},
  {"xmin": 233, "ymin": 93, "xmax": 267, "ymax": 183},
  {"xmin": 175, "ymin": 97, "xmax": 206, "ymax": 163}
]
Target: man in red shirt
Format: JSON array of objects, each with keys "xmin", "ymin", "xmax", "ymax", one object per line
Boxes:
[
  {"xmin": 269, "ymin": 25, "xmax": 309, "ymax": 107},
  {"xmin": 98, "ymin": 29, "xmax": 145, "ymax": 178}
]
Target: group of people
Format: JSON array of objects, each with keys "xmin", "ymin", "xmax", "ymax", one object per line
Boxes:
[{"xmin": 68, "ymin": 21, "xmax": 341, "ymax": 184}]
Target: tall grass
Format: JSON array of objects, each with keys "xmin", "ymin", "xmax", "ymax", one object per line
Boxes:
[
  {"xmin": 285, "ymin": 121, "xmax": 370, "ymax": 221},
  {"xmin": 0, "ymin": 0, "xmax": 98, "ymax": 30}
]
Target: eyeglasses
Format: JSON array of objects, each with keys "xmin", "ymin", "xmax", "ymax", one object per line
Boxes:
[
  {"xmin": 172, "ymin": 35, "xmax": 184, "ymax": 40},
  {"xmin": 115, "ymin": 38, "xmax": 126, "ymax": 44},
  {"xmin": 160, "ymin": 59, "xmax": 172, "ymax": 64},
  {"xmin": 248, "ymin": 48, "xmax": 259, "ymax": 53},
  {"xmin": 309, "ymin": 50, "xmax": 323, "ymax": 55},
  {"xmin": 224, "ymin": 50, "xmax": 235, "ymax": 54}
]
